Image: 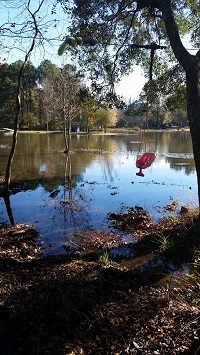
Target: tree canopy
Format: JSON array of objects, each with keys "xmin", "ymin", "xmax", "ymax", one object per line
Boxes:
[{"xmin": 57, "ymin": 0, "xmax": 199, "ymax": 86}]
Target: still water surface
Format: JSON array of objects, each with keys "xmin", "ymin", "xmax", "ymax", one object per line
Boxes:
[{"xmin": 0, "ymin": 131, "xmax": 198, "ymax": 254}]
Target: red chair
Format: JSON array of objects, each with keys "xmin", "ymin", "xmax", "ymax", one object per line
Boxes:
[{"xmin": 136, "ymin": 152, "xmax": 156, "ymax": 177}]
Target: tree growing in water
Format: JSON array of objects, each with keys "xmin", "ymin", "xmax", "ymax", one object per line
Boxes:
[{"xmin": 40, "ymin": 64, "xmax": 81, "ymax": 152}]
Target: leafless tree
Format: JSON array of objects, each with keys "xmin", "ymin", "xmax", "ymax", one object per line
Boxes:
[{"xmin": 3, "ymin": 0, "xmax": 44, "ymax": 193}]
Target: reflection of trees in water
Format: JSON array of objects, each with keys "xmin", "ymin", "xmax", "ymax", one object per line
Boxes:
[
  {"xmin": 3, "ymin": 134, "xmax": 93, "ymax": 186},
  {"xmin": 3, "ymin": 131, "xmax": 195, "ymax": 188},
  {"xmin": 3, "ymin": 195, "xmax": 15, "ymax": 225},
  {"xmin": 135, "ymin": 131, "xmax": 193, "ymax": 155},
  {"xmin": 165, "ymin": 157, "xmax": 195, "ymax": 175},
  {"xmin": 170, "ymin": 163, "xmax": 195, "ymax": 175},
  {"xmin": 75, "ymin": 134, "xmax": 124, "ymax": 153},
  {"xmin": 43, "ymin": 153, "xmax": 91, "ymax": 244},
  {"xmin": 75, "ymin": 135, "xmax": 122, "ymax": 182},
  {"xmin": 98, "ymin": 152, "xmax": 120, "ymax": 182},
  {"xmin": 134, "ymin": 131, "xmax": 195, "ymax": 175}
]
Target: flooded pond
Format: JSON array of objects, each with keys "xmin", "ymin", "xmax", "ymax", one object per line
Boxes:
[{"xmin": 0, "ymin": 130, "xmax": 198, "ymax": 255}]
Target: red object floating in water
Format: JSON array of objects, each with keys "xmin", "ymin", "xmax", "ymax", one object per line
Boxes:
[{"xmin": 136, "ymin": 152, "xmax": 156, "ymax": 177}]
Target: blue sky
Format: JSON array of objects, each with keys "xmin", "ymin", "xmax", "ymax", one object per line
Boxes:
[{"xmin": 0, "ymin": 1, "xmax": 69, "ymax": 65}]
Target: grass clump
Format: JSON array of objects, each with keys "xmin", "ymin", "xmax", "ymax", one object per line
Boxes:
[
  {"xmin": 99, "ymin": 248, "xmax": 110, "ymax": 264},
  {"xmin": 154, "ymin": 233, "xmax": 173, "ymax": 252}
]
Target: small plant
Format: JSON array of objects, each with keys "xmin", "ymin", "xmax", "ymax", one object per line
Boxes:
[
  {"xmin": 167, "ymin": 212, "xmax": 177, "ymax": 223},
  {"xmin": 99, "ymin": 249, "xmax": 110, "ymax": 264},
  {"xmin": 154, "ymin": 233, "xmax": 172, "ymax": 252}
]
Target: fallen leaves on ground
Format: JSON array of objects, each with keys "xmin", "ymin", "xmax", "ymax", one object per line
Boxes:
[{"xmin": 0, "ymin": 212, "xmax": 200, "ymax": 355}]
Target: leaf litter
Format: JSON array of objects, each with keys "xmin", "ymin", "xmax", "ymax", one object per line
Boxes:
[{"xmin": 0, "ymin": 210, "xmax": 200, "ymax": 354}]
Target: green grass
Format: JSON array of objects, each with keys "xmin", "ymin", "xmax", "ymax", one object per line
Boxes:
[
  {"xmin": 99, "ymin": 249, "xmax": 110, "ymax": 264},
  {"xmin": 154, "ymin": 233, "xmax": 173, "ymax": 252}
]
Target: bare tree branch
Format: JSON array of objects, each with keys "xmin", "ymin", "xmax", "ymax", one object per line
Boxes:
[{"xmin": 4, "ymin": 0, "xmax": 45, "ymax": 193}]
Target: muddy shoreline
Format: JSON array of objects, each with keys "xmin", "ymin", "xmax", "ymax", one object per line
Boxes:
[{"xmin": 1, "ymin": 209, "xmax": 200, "ymax": 354}]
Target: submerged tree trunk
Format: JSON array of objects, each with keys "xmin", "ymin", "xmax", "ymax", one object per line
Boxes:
[
  {"xmin": 63, "ymin": 113, "xmax": 68, "ymax": 153},
  {"xmin": 63, "ymin": 114, "xmax": 72, "ymax": 153}
]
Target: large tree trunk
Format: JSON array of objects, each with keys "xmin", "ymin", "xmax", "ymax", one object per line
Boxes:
[{"xmin": 186, "ymin": 58, "xmax": 200, "ymax": 208}]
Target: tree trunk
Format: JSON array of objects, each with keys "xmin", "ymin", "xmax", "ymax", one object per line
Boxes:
[
  {"xmin": 186, "ymin": 59, "xmax": 200, "ymax": 210},
  {"xmin": 63, "ymin": 112, "xmax": 72, "ymax": 154},
  {"xmin": 3, "ymin": 2, "xmax": 40, "ymax": 193},
  {"xmin": 4, "ymin": 70, "xmax": 21, "ymax": 192}
]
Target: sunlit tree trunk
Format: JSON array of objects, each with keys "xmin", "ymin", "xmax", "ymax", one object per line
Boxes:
[
  {"xmin": 4, "ymin": 83, "xmax": 20, "ymax": 192},
  {"xmin": 186, "ymin": 64, "xmax": 200, "ymax": 208}
]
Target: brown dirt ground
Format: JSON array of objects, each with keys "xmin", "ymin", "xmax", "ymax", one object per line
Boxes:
[{"xmin": 0, "ymin": 210, "xmax": 200, "ymax": 355}]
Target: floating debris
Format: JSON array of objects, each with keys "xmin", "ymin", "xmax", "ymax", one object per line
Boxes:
[
  {"xmin": 164, "ymin": 200, "xmax": 178, "ymax": 211},
  {"xmin": 163, "ymin": 153, "xmax": 193, "ymax": 159},
  {"xmin": 49, "ymin": 189, "xmax": 60, "ymax": 198},
  {"xmin": 108, "ymin": 206, "xmax": 155, "ymax": 239}
]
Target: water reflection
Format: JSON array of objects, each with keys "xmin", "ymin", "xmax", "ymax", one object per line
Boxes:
[
  {"xmin": 3, "ymin": 195, "xmax": 15, "ymax": 225},
  {"xmin": 0, "ymin": 131, "xmax": 198, "ymax": 254},
  {"xmin": 46, "ymin": 152, "xmax": 92, "ymax": 250}
]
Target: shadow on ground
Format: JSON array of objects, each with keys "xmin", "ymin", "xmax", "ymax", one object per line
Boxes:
[{"xmin": 0, "ymin": 215, "xmax": 200, "ymax": 354}]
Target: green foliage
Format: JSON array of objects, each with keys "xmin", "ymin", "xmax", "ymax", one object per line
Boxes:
[
  {"xmin": 57, "ymin": 0, "xmax": 200, "ymax": 106},
  {"xmin": 128, "ymin": 62, "xmax": 188, "ymax": 127},
  {"xmin": 154, "ymin": 233, "xmax": 173, "ymax": 252},
  {"xmin": 99, "ymin": 248, "xmax": 117, "ymax": 265},
  {"xmin": 125, "ymin": 100, "xmax": 143, "ymax": 116},
  {"xmin": 94, "ymin": 107, "xmax": 117, "ymax": 128},
  {"xmin": 0, "ymin": 59, "xmax": 106, "ymax": 131},
  {"xmin": 0, "ymin": 61, "xmax": 38, "ymax": 129},
  {"xmin": 165, "ymin": 86, "xmax": 187, "ymax": 112},
  {"xmin": 37, "ymin": 60, "xmax": 60, "ymax": 84},
  {"xmin": 99, "ymin": 249, "xmax": 110, "ymax": 264},
  {"xmin": 0, "ymin": 63, "xmax": 17, "ymax": 109},
  {"xmin": 20, "ymin": 113, "xmax": 39, "ymax": 130}
]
